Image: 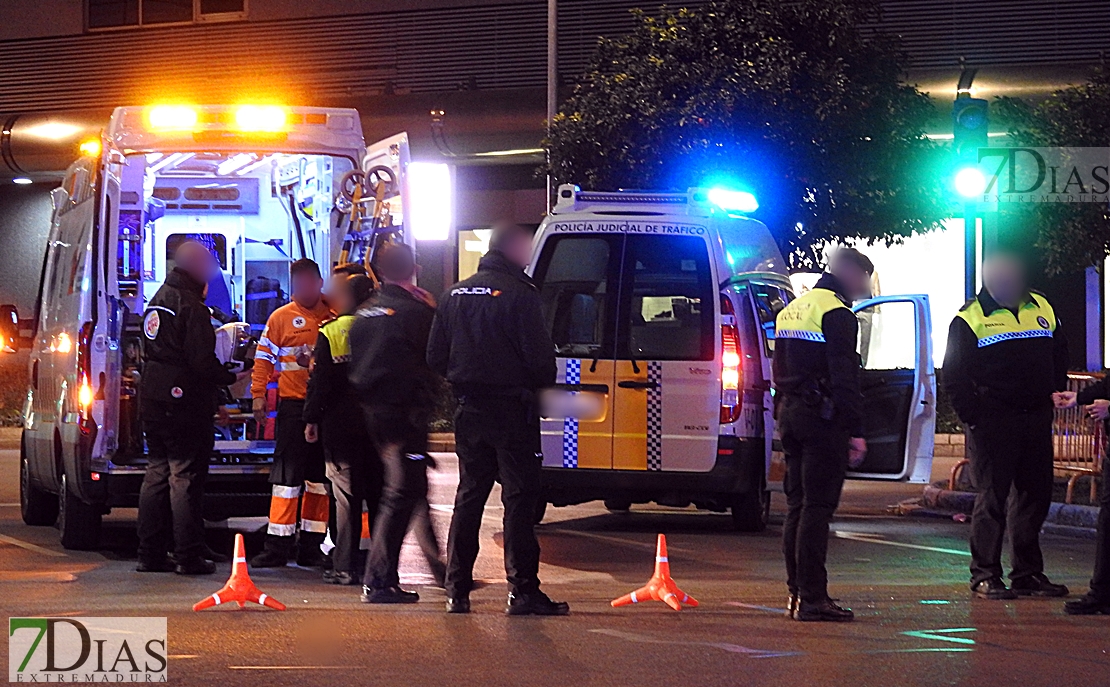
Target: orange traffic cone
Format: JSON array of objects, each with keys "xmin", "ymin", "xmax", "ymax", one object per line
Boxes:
[
  {"xmin": 611, "ymin": 534, "xmax": 698, "ymax": 611},
  {"xmin": 193, "ymin": 534, "xmax": 286, "ymax": 611}
]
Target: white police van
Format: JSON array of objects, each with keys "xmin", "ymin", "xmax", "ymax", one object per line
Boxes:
[
  {"xmin": 531, "ymin": 185, "xmax": 936, "ymax": 530},
  {"xmin": 8, "ymin": 104, "xmax": 412, "ymax": 549}
]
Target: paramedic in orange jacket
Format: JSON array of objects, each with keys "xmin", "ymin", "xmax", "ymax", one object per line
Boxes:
[{"xmin": 250, "ymin": 258, "xmax": 335, "ymax": 568}]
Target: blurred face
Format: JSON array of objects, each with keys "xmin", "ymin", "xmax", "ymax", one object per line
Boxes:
[
  {"xmin": 291, "ymin": 271, "xmax": 323, "ymax": 308},
  {"xmin": 983, "ymin": 254, "xmax": 1027, "ymax": 306},
  {"xmin": 830, "ymin": 259, "xmax": 871, "ymax": 300},
  {"xmin": 327, "ymin": 276, "xmax": 356, "ymax": 314},
  {"xmin": 500, "ymin": 231, "xmax": 534, "ymax": 269}
]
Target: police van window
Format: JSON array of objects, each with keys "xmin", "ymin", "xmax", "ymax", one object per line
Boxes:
[
  {"xmin": 623, "ymin": 235, "xmax": 713, "ymax": 361},
  {"xmin": 533, "ymin": 235, "xmax": 620, "ymax": 358},
  {"xmin": 857, "ymin": 300, "xmax": 916, "ymax": 370},
  {"xmin": 751, "ymin": 283, "xmax": 791, "ymax": 356}
]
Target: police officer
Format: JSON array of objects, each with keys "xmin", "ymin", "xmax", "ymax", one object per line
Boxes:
[
  {"xmin": 427, "ymin": 223, "xmax": 568, "ymax": 616},
  {"xmin": 137, "ymin": 241, "xmax": 238, "ymax": 575},
  {"xmin": 774, "ymin": 248, "xmax": 873, "ymax": 622},
  {"xmin": 349, "ymin": 243, "xmax": 442, "ymax": 603},
  {"xmin": 1058, "ymin": 378, "xmax": 1110, "ymax": 615},
  {"xmin": 943, "ymin": 250, "xmax": 1070, "ymax": 600},
  {"xmin": 303, "ymin": 272, "xmax": 379, "ymax": 585}
]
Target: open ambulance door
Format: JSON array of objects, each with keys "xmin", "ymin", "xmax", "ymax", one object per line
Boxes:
[
  {"xmin": 339, "ymin": 133, "xmax": 412, "ymax": 270},
  {"xmin": 848, "ymin": 294, "xmax": 935, "ymax": 483}
]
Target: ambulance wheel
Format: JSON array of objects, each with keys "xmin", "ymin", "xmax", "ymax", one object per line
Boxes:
[
  {"xmin": 533, "ymin": 500, "xmax": 548, "ymax": 524},
  {"xmin": 20, "ymin": 436, "xmax": 58, "ymax": 526},
  {"xmin": 57, "ymin": 474, "xmax": 101, "ymax": 550},
  {"xmin": 730, "ymin": 489, "xmax": 769, "ymax": 532},
  {"xmin": 604, "ymin": 499, "xmax": 632, "ymax": 513}
]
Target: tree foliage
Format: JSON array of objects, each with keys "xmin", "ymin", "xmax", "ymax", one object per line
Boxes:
[
  {"xmin": 545, "ymin": 0, "xmax": 950, "ymax": 268},
  {"xmin": 994, "ymin": 69, "xmax": 1110, "ymax": 274}
]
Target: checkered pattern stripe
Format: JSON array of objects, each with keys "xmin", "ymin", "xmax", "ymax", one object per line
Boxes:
[
  {"xmin": 562, "ymin": 359, "xmax": 580, "ymax": 468},
  {"xmin": 647, "ymin": 361, "xmax": 663, "ymax": 471},
  {"xmin": 977, "ymin": 328, "xmax": 1053, "ymax": 348},
  {"xmin": 776, "ymin": 329, "xmax": 826, "ymax": 342}
]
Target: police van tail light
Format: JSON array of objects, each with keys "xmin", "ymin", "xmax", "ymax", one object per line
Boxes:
[
  {"xmin": 720, "ymin": 295, "xmax": 742, "ymax": 424},
  {"xmin": 76, "ymin": 322, "xmax": 94, "ymax": 422}
]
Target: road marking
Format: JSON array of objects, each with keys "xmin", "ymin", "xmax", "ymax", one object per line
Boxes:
[
  {"xmin": 0, "ymin": 533, "xmax": 68, "ymax": 557},
  {"xmin": 726, "ymin": 601, "xmax": 788, "ymax": 615},
  {"xmin": 902, "ymin": 628, "xmax": 977, "ymax": 645},
  {"xmin": 228, "ymin": 666, "xmax": 362, "ymax": 670},
  {"xmin": 833, "ymin": 531, "xmax": 969, "ymax": 557},
  {"xmin": 590, "ymin": 629, "xmax": 801, "ymax": 659},
  {"xmin": 556, "ymin": 530, "xmax": 693, "ymax": 554}
]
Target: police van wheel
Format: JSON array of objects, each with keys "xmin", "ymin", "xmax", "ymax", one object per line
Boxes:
[
  {"xmin": 730, "ymin": 489, "xmax": 769, "ymax": 532},
  {"xmin": 57, "ymin": 474, "xmax": 101, "ymax": 551},
  {"xmin": 20, "ymin": 437, "xmax": 58, "ymax": 526},
  {"xmin": 534, "ymin": 500, "xmax": 548, "ymax": 524}
]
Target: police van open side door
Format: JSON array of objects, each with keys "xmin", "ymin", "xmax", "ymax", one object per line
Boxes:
[{"xmin": 849, "ymin": 294, "xmax": 935, "ymax": 482}]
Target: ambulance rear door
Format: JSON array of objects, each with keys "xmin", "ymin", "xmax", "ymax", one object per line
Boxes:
[{"xmin": 849, "ymin": 294, "xmax": 935, "ymax": 482}]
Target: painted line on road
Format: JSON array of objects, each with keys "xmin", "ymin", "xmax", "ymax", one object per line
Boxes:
[
  {"xmin": 726, "ymin": 601, "xmax": 789, "ymax": 615},
  {"xmin": 0, "ymin": 503, "xmax": 20, "ymax": 507},
  {"xmin": 833, "ymin": 531, "xmax": 969, "ymax": 557},
  {"xmin": 0, "ymin": 533, "xmax": 68, "ymax": 557},
  {"xmin": 590, "ymin": 629, "xmax": 802, "ymax": 659},
  {"xmin": 556, "ymin": 529, "xmax": 693, "ymax": 554}
]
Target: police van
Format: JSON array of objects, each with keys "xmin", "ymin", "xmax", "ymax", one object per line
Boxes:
[
  {"xmin": 531, "ymin": 185, "xmax": 936, "ymax": 531},
  {"xmin": 7, "ymin": 104, "xmax": 413, "ymax": 549}
]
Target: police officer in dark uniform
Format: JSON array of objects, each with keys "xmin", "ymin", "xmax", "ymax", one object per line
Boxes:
[
  {"xmin": 350, "ymin": 243, "xmax": 441, "ymax": 604},
  {"xmin": 303, "ymin": 272, "xmax": 379, "ymax": 585},
  {"xmin": 137, "ymin": 241, "xmax": 237, "ymax": 575},
  {"xmin": 773, "ymin": 248, "xmax": 874, "ymax": 622},
  {"xmin": 427, "ymin": 223, "xmax": 568, "ymax": 616},
  {"xmin": 943, "ymin": 249, "xmax": 1070, "ymax": 600}
]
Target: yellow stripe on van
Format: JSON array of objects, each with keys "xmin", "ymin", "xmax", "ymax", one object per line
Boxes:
[
  {"xmin": 574, "ymin": 359, "xmax": 614, "ymax": 469},
  {"xmin": 613, "ymin": 360, "xmax": 648, "ymax": 471}
]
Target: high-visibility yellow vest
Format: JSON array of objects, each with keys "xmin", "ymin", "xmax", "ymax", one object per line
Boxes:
[
  {"xmin": 955, "ymin": 293, "xmax": 1057, "ymax": 348},
  {"xmin": 319, "ymin": 315, "xmax": 354, "ymax": 363},
  {"xmin": 775, "ymin": 287, "xmax": 849, "ymax": 343}
]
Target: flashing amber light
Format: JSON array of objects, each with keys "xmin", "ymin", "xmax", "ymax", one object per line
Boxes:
[
  {"xmin": 234, "ymin": 105, "xmax": 287, "ymax": 133},
  {"xmin": 78, "ymin": 373, "xmax": 94, "ymax": 409},
  {"xmin": 148, "ymin": 105, "xmax": 199, "ymax": 130},
  {"xmin": 55, "ymin": 332, "xmax": 72, "ymax": 354},
  {"xmin": 79, "ymin": 139, "xmax": 101, "ymax": 157}
]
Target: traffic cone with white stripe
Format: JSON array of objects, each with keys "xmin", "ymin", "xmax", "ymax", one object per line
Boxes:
[
  {"xmin": 193, "ymin": 534, "xmax": 286, "ymax": 611},
  {"xmin": 611, "ymin": 534, "xmax": 698, "ymax": 611}
]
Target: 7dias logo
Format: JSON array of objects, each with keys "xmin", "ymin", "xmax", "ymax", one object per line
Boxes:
[{"xmin": 9, "ymin": 617, "xmax": 167, "ymax": 683}]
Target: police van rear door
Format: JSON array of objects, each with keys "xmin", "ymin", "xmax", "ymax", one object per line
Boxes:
[
  {"xmin": 849, "ymin": 294, "xmax": 936, "ymax": 482},
  {"xmin": 534, "ymin": 234, "xmax": 621, "ymax": 469}
]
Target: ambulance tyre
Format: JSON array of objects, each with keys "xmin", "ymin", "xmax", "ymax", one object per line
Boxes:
[
  {"xmin": 534, "ymin": 500, "xmax": 548, "ymax": 524},
  {"xmin": 730, "ymin": 488, "xmax": 769, "ymax": 532},
  {"xmin": 20, "ymin": 436, "xmax": 58, "ymax": 526},
  {"xmin": 58, "ymin": 473, "xmax": 101, "ymax": 550}
]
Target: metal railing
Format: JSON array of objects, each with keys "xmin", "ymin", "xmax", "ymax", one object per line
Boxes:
[
  {"xmin": 947, "ymin": 372, "xmax": 1104, "ymax": 504},
  {"xmin": 1053, "ymin": 372, "xmax": 1104, "ymax": 504}
]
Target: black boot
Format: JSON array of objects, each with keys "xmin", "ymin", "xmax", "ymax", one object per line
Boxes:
[
  {"xmin": 250, "ymin": 534, "xmax": 293, "ymax": 568},
  {"xmin": 296, "ymin": 531, "xmax": 329, "ymax": 568},
  {"xmin": 505, "ymin": 590, "xmax": 570, "ymax": 616},
  {"xmin": 795, "ymin": 598, "xmax": 854, "ymax": 622},
  {"xmin": 1064, "ymin": 593, "xmax": 1110, "ymax": 615}
]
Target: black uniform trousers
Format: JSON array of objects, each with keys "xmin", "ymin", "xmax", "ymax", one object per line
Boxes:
[
  {"xmin": 137, "ymin": 404, "xmax": 214, "ymax": 562},
  {"xmin": 323, "ymin": 420, "xmax": 381, "ymax": 577},
  {"xmin": 967, "ymin": 408, "xmax": 1054, "ymax": 586},
  {"xmin": 779, "ymin": 396, "xmax": 849, "ymax": 604},
  {"xmin": 362, "ymin": 405, "xmax": 433, "ymax": 589},
  {"xmin": 1089, "ymin": 470, "xmax": 1110, "ymax": 601},
  {"xmin": 445, "ymin": 395, "xmax": 542, "ymax": 598},
  {"xmin": 271, "ymin": 399, "xmax": 327, "ymax": 486}
]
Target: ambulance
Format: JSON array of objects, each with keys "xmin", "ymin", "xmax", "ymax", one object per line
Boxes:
[
  {"xmin": 9, "ymin": 104, "xmax": 413, "ymax": 549},
  {"xmin": 531, "ymin": 185, "xmax": 936, "ymax": 531}
]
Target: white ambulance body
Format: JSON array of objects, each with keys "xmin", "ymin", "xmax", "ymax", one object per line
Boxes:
[{"xmin": 531, "ymin": 185, "xmax": 936, "ymax": 530}]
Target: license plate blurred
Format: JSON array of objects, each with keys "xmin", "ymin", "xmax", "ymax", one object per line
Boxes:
[{"xmin": 540, "ymin": 388, "xmax": 606, "ymax": 422}]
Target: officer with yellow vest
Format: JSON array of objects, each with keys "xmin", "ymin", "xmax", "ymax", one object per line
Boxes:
[
  {"xmin": 303, "ymin": 272, "xmax": 380, "ymax": 585},
  {"xmin": 773, "ymin": 248, "xmax": 874, "ymax": 623},
  {"xmin": 943, "ymin": 250, "xmax": 1071, "ymax": 600}
]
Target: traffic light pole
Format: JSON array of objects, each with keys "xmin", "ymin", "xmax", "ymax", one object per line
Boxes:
[{"xmin": 964, "ymin": 202, "xmax": 977, "ymax": 301}]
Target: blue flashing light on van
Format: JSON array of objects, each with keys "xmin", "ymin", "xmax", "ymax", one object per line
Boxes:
[{"xmin": 708, "ymin": 187, "xmax": 758, "ymax": 214}]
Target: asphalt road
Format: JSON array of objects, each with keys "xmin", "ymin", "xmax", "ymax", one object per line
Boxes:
[{"xmin": 1, "ymin": 446, "xmax": 1107, "ymax": 687}]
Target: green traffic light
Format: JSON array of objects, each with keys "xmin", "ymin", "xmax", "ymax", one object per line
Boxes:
[{"xmin": 954, "ymin": 166, "xmax": 987, "ymax": 198}]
